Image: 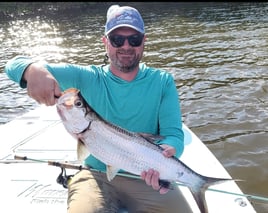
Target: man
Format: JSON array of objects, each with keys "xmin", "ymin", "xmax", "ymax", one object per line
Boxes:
[{"xmin": 5, "ymin": 5, "xmax": 189, "ymax": 213}]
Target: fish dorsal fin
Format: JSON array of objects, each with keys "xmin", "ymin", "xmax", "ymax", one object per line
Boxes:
[
  {"xmin": 77, "ymin": 139, "xmax": 90, "ymax": 162},
  {"xmin": 106, "ymin": 165, "xmax": 120, "ymax": 181},
  {"xmin": 138, "ymin": 133, "xmax": 164, "ymax": 143}
]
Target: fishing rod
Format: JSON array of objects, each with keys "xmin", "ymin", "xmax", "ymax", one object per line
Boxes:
[
  {"xmin": 14, "ymin": 155, "xmax": 268, "ymax": 203},
  {"xmin": 14, "ymin": 155, "xmax": 142, "ymax": 189}
]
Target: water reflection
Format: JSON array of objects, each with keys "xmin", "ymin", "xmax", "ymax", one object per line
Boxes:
[{"xmin": 0, "ymin": 3, "xmax": 268, "ymax": 212}]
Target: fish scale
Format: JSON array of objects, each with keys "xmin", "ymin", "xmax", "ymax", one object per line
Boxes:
[
  {"xmin": 82, "ymin": 125, "xmax": 180, "ymax": 180},
  {"xmin": 56, "ymin": 88, "xmax": 233, "ymax": 213}
]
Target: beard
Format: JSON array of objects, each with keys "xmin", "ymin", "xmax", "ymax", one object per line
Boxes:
[
  {"xmin": 117, "ymin": 58, "xmax": 140, "ymax": 73},
  {"xmin": 109, "ymin": 49, "xmax": 142, "ymax": 73}
]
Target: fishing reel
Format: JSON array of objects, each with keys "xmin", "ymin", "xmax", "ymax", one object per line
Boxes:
[{"xmin": 56, "ymin": 167, "xmax": 74, "ymax": 189}]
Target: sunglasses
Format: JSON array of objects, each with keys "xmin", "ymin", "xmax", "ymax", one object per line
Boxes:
[{"xmin": 107, "ymin": 34, "xmax": 144, "ymax": 48}]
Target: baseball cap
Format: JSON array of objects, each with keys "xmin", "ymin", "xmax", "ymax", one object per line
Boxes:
[{"xmin": 105, "ymin": 5, "xmax": 145, "ymax": 35}]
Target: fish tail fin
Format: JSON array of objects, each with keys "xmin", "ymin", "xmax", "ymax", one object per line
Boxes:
[
  {"xmin": 189, "ymin": 186, "xmax": 207, "ymax": 213},
  {"xmin": 188, "ymin": 175, "xmax": 233, "ymax": 213}
]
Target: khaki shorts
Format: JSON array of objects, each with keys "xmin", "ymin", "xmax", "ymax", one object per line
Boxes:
[{"xmin": 67, "ymin": 169, "xmax": 192, "ymax": 213}]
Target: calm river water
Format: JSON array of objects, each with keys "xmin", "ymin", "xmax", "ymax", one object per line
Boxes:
[{"xmin": 0, "ymin": 2, "xmax": 267, "ymax": 212}]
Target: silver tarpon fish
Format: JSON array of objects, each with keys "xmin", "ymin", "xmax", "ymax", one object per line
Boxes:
[{"xmin": 56, "ymin": 88, "xmax": 232, "ymax": 213}]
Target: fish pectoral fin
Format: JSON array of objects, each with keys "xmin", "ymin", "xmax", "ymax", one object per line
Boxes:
[
  {"xmin": 106, "ymin": 165, "xmax": 120, "ymax": 181},
  {"xmin": 77, "ymin": 139, "xmax": 90, "ymax": 162},
  {"xmin": 138, "ymin": 133, "xmax": 164, "ymax": 143}
]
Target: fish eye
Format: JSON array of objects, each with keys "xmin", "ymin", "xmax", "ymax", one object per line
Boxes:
[{"xmin": 74, "ymin": 100, "xmax": 83, "ymax": 108}]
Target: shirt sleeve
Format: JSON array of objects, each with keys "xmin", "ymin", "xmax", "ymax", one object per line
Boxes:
[
  {"xmin": 156, "ymin": 73, "xmax": 184, "ymax": 158},
  {"xmin": 5, "ymin": 55, "xmax": 35, "ymax": 88}
]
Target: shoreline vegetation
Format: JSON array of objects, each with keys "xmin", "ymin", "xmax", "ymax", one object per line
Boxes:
[
  {"xmin": 0, "ymin": 2, "xmax": 111, "ymax": 20},
  {"xmin": 0, "ymin": 2, "xmax": 248, "ymax": 21},
  {"xmin": 0, "ymin": 2, "xmax": 185, "ymax": 20}
]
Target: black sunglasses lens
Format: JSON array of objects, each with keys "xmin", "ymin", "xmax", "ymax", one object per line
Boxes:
[
  {"xmin": 110, "ymin": 35, "xmax": 125, "ymax": 47},
  {"xmin": 128, "ymin": 34, "xmax": 143, "ymax": 47},
  {"xmin": 109, "ymin": 34, "xmax": 143, "ymax": 48}
]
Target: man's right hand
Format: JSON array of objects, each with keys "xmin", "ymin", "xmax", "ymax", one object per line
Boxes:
[{"xmin": 23, "ymin": 62, "xmax": 62, "ymax": 106}]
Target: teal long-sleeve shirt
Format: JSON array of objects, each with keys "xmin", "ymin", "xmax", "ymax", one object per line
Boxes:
[{"xmin": 5, "ymin": 56, "xmax": 184, "ymax": 171}]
